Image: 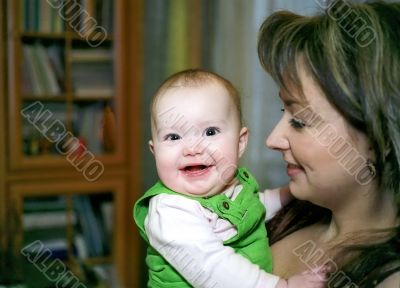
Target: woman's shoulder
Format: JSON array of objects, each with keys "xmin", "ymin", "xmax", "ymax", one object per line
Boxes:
[
  {"xmin": 271, "ymin": 223, "xmax": 400, "ymax": 287},
  {"xmin": 271, "ymin": 223, "xmax": 327, "ymax": 277},
  {"xmin": 376, "ymin": 271, "xmax": 400, "ymax": 288}
]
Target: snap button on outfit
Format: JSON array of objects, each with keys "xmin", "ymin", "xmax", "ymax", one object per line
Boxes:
[{"xmin": 222, "ymin": 201, "xmax": 230, "ymax": 209}]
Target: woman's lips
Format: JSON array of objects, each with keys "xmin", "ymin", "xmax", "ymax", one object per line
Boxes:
[{"xmin": 286, "ymin": 163, "xmax": 304, "ymax": 177}]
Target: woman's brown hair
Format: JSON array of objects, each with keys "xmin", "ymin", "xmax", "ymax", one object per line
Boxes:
[{"xmin": 259, "ymin": 1, "xmax": 400, "ymax": 286}]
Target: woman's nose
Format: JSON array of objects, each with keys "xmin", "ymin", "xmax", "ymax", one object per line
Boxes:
[{"xmin": 266, "ymin": 119, "xmax": 290, "ymax": 151}]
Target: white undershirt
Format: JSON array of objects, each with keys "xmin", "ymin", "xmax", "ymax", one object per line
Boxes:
[{"xmin": 144, "ymin": 187, "xmax": 282, "ymax": 288}]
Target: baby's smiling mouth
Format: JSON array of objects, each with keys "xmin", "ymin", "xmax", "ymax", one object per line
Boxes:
[
  {"xmin": 183, "ymin": 165, "xmax": 208, "ymax": 172},
  {"xmin": 180, "ymin": 164, "xmax": 214, "ymax": 176}
]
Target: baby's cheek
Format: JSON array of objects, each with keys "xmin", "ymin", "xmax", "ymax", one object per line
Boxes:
[
  {"xmin": 157, "ymin": 169, "xmax": 179, "ymax": 191},
  {"xmin": 215, "ymin": 153, "xmax": 238, "ymax": 184},
  {"xmin": 155, "ymin": 159, "xmax": 174, "ymax": 181},
  {"xmin": 219, "ymin": 166, "xmax": 237, "ymax": 185}
]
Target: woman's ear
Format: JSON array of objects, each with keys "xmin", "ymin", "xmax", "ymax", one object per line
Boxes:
[
  {"xmin": 149, "ymin": 140, "xmax": 155, "ymax": 154},
  {"xmin": 238, "ymin": 127, "xmax": 249, "ymax": 158}
]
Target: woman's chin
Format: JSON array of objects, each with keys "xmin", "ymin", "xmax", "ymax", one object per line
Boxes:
[{"xmin": 289, "ymin": 183, "xmax": 310, "ymax": 201}]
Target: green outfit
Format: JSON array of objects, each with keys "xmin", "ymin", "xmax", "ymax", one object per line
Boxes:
[{"xmin": 134, "ymin": 167, "xmax": 273, "ymax": 287}]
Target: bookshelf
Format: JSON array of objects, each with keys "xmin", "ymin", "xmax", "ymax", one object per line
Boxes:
[
  {"xmin": 1, "ymin": 0, "xmax": 144, "ymax": 287},
  {"xmin": 10, "ymin": 179, "xmax": 125, "ymax": 287},
  {"xmin": 8, "ymin": 0, "xmax": 125, "ymax": 170}
]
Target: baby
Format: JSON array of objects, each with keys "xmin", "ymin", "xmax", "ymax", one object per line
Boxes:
[{"xmin": 134, "ymin": 69, "xmax": 326, "ymax": 288}]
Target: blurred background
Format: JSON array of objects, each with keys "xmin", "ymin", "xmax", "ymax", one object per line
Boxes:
[
  {"xmin": 141, "ymin": 0, "xmax": 321, "ymax": 192},
  {"xmin": 0, "ymin": 0, "xmax": 326, "ymax": 287}
]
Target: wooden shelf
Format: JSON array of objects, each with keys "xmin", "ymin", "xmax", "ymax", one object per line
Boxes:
[
  {"xmin": 22, "ymin": 95, "xmax": 67, "ymax": 101},
  {"xmin": 73, "ymin": 95, "xmax": 114, "ymax": 101},
  {"xmin": 21, "ymin": 32, "xmax": 67, "ymax": 40},
  {"xmin": 69, "ymin": 32, "xmax": 113, "ymax": 42},
  {"xmin": 1, "ymin": 0, "xmax": 144, "ymax": 286},
  {"xmin": 83, "ymin": 256, "xmax": 113, "ymax": 266},
  {"xmin": 10, "ymin": 179, "xmax": 126, "ymax": 284}
]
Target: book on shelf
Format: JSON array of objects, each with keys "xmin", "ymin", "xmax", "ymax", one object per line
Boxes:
[
  {"xmin": 101, "ymin": 0, "xmax": 114, "ymax": 33},
  {"xmin": 20, "ymin": 0, "xmax": 113, "ymax": 35},
  {"xmin": 21, "ymin": 0, "xmax": 64, "ymax": 33},
  {"xmin": 22, "ymin": 44, "xmax": 41, "ymax": 95},
  {"xmin": 23, "ymin": 196, "xmax": 73, "ymax": 230},
  {"xmin": 71, "ymin": 48, "xmax": 113, "ymax": 62},
  {"xmin": 21, "ymin": 102, "xmax": 111, "ymax": 156},
  {"xmin": 24, "ymin": 226, "xmax": 67, "ymax": 242},
  {"xmin": 23, "ymin": 196, "xmax": 70, "ymax": 260},
  {"xmin": 22, "ymin": 237, "xmax": 70, "ymax": 261},
  {"xmin": 22, "ymin": 194, "xmax": 113, "ymax": 261},
  {"xmin": 22, "ymin": 102, "xmax": 66, "ymax": 156},
  {"xmin": 22, "ymin": 42, "xmax": 63, "ymax": 97},
  {"xmin": 47, "ymin": 44, "xmax": 65, "ymax": 90},
  {"xmin": 73, "ymin": 102, "xmax": 104, "ymax": 154},
  {"xmin": 71, "ymin": 52, "xmax": 114, "ymax": 98},
  {"xmin": 74, "ymin": 87, "xmax": 114, "ymax": 98},
  {"xmin": 74, "ymin": 194, "xmax": 113, "ymax": 258},
  {"xmin": 23, "ymin": 210, "xmax": 76, "ymax": 230},
  {"xmin": 79, "ymin": 0, "xmax": 96, "ymax": 37},
  {"xmin": 23, "ymin": 195, "xmax": 67, "ymax": 211},
  {"xmin": 22, "ymin": 46, "xmax": 34, "ymax": 95},
  {"xmin": 78, "ymin": 0, "xmax": 114, "ymax": 37},
  {"xmin": 74, "ymin": 233, "xmax": 89, "ymax": 260},
  {"xmin": 100, "ymin": 201, "xmax": 113, "ymax": 239},
  {"xmin": 34, "ymin": 42, "xmax": 61, "ymax": 95},
  {"xmin": 92, "ymin": 263, "xmax": 121, "ymax": 287}
]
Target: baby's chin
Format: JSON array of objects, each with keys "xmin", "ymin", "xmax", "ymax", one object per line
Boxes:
[
  {"xmin": 177, "ymin": 189, "xmax": 220, "ymax": 198},
  {"xmin": 162, "ymin": 174, "xmax": 239, "ymax": 198},
  {"xmin": 167, "ymin": 183, "xmax": 226, "ymax": 198}
]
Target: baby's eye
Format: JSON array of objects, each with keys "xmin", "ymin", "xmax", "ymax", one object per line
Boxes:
[
  {"xmin": 164, "ymin": 133, "xmax": 181, "ymax": 141},
  {"xmin": 289, "ymin": 118, "xmax": 306, "ymax": 129},
  {"xmin": 204, "ymin": 127, "xmax": 220, "ymax": 136}
]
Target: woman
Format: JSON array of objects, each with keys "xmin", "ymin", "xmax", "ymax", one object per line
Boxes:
[{"xmin": 258, "ymin": 1, "xmax": 400, "ymax": 287}]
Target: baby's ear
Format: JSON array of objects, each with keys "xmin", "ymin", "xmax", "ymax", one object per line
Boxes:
[
  {"xmin": 238, "ymin": 127, "xmax": 249, "ymax": 158},
  {"xmin": 148, "ymin": 140, "xmax": 155, "ymax": 154}
]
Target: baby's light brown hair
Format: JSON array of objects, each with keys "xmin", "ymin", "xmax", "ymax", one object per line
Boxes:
[{"xmin": 151, "ymin": 69, "xmax": 243, "ymax": 129}]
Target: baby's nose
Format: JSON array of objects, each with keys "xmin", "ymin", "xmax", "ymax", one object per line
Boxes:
[{"xmin": 182, "ymin": 137, "xmax": 207, "ymax": 156}]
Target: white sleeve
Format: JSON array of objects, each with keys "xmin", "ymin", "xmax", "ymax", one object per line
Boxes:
[
  {"xmin": 259, "ymin": 188, "xmax": 282, "ymax": 221},
  {"xmin": 145, "ymin": 194, "xmax": 281, "ymax": 288}
]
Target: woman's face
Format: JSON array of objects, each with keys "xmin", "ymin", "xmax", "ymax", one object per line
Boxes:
[{"xmin": 266, "ymin": 65, "xmax": 374, "ymax": 210}]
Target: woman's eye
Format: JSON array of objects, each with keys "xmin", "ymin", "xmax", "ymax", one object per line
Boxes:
[
  {"xmin": 165, "ymin": 133, "xmax": 181, "ymax": 141},
  {"xmin": 204, "ymin": 127, "xmax": 220, "ymax": 136},
  {"xmin": 289, "ymin": 118, "xmax": 306, "ymax": 129}
]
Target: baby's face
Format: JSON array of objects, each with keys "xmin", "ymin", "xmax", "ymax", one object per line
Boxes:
[{"xmin": 150, "ymin": 82, "xmax": 248, "ymax": 197}]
